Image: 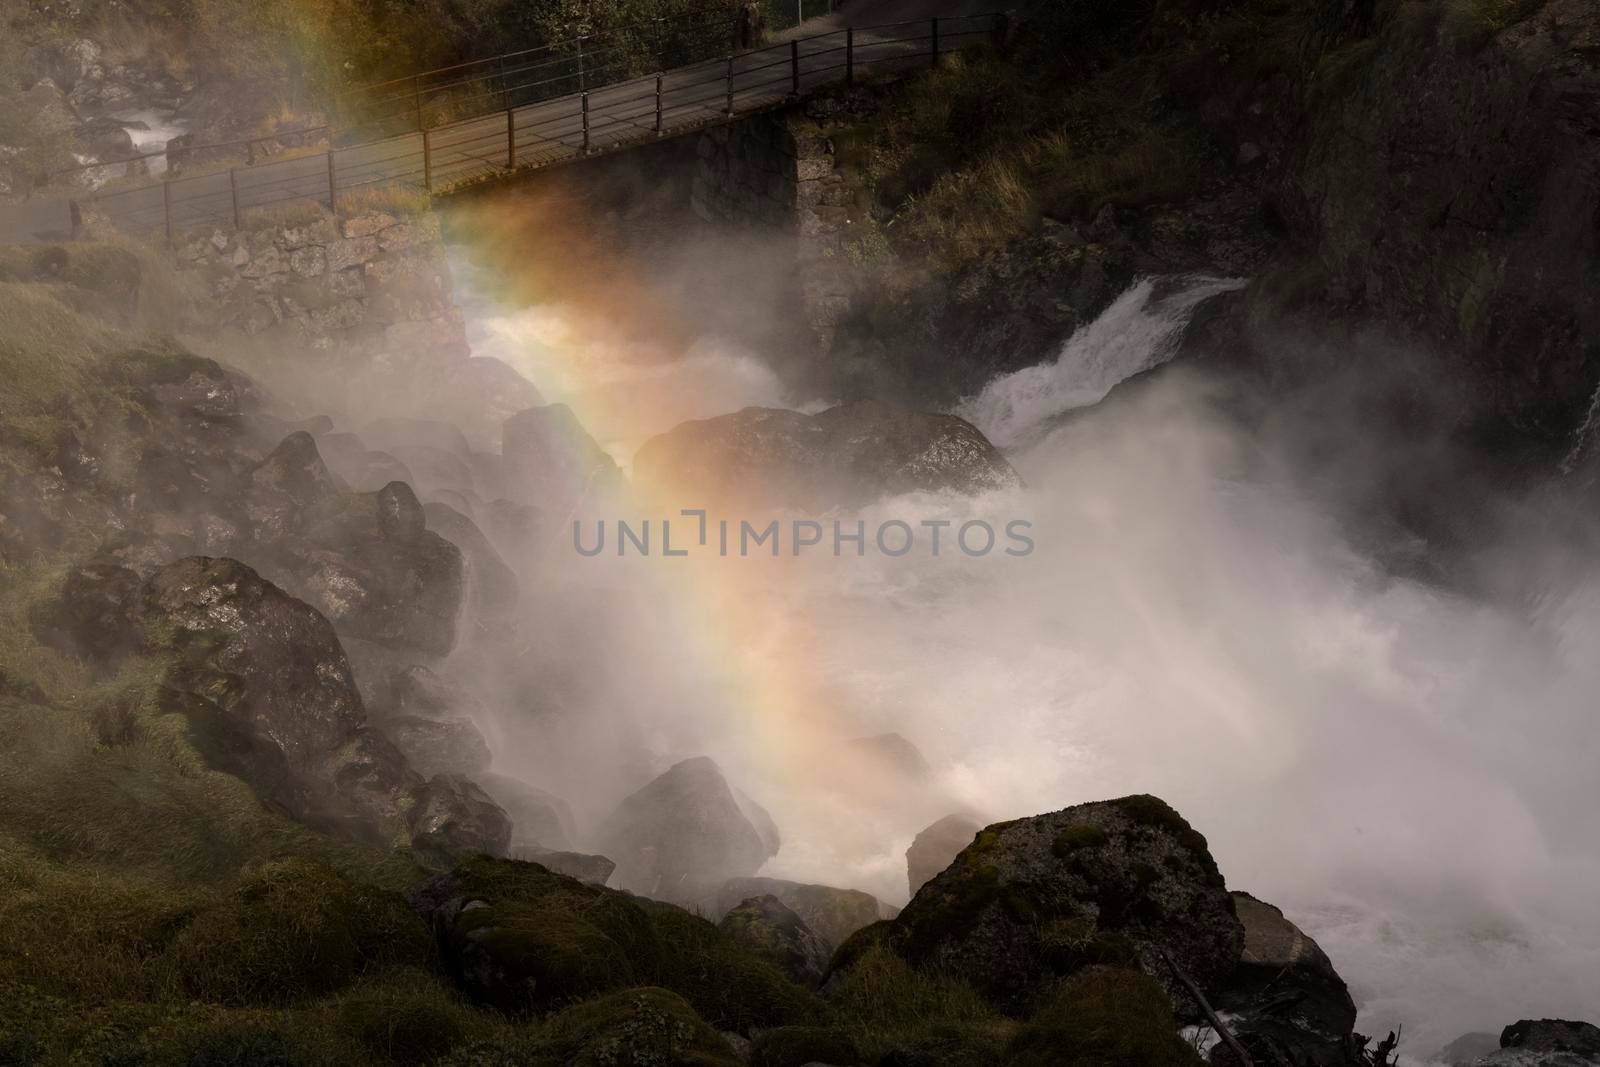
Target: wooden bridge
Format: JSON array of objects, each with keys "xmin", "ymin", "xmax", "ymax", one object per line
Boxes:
[{"xmin": 0, "ymin": 11, "xmax": 1003, "ymax": 244}]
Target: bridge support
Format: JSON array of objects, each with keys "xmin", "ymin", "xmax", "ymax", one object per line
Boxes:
[
  {"xmin": 326, "ymin": 150, "xmax": 337, "ymax": 211},
  {"xmin": 229, "ymin": 168, "xmax": 241, "ymax": 228},
  {"xmin": 423, "ymin": 129, "xmax": 433, "ymax": 190},
  {"xmin": 726, "ymin": 55, "xmax": 735, "ymax": 116},
  {"xmin": 507, "ymin": 108, "xmax": 516, "ymax": 169},
  {"xmin": 655, "ymin": 74, "xmax": 664, "ymax": 136},
  {"xmin": 581, "ymin": 92, "xmax": 591, "ymax": 153}
]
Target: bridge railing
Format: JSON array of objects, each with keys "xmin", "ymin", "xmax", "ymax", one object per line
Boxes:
[{"xmin": 7, "ymin": 13, "xmax": 1003, "ymax": 244}]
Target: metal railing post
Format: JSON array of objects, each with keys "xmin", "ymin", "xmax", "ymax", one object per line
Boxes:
[
  {"xmin": 413, "ymin": 74, "xmax": 423, "ymax": 131},
  {"xmin": 69, "ymin": 198, "xmax": 82, "ymax": 241},
  {"xmin": 791, "ymin": 39, "xmax": 799, "ymax": 95},
  {"xmin": 581, "ymin": 92, "xmax": 591, "ymax": 153},
  {"xmin": 846, "ymin": 27, "xmax": 854, "ymax": 86},
  {"xmin": 655, "ymin": 73, "xmax": 664, "ymax": 135},
  {"xmin": 726, "ymin": 54, "xmax": 734, "ymax": 116},
  {"xmin": 931, "ymin": 17, "xmax": 940, "ymax": 68},
  {"xmin": 229, "ymin": 168, "xmax": 241, "ymax": 228},
  {"xmin": 325, "ymin": 150, "xmax": 337, "ymax": 211},
  {"xmin": 422, "ymin": 129, "xmax": 433, "ymax": 190},
  {"xmin": 507, "ymin": 108, "xmax": 517, "ymax": 168},
  {"xmin": 162, "ymin": 178, "xmax": 173, "ymax": 243}
]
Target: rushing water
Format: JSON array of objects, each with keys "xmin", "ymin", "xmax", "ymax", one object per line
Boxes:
[{"xmin": 453, "ymin": 265, "xmax": 1600, "ymax": 1060}]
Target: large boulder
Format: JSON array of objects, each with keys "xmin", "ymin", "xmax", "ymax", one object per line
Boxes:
[
  {"xmin": 718, "ymin": 895, "xmax": 831, "ymax": 988},
  {"xmin": 632, "ymin": 400, "xmax": 1020, "ymax": 510},
  {"xmin": 422, "ymin": 500, "xmax": 519, "ymax": 626},
  {"xmin": 371, "ymin": 711, "xmax": 492, "ymax": 778},
  {"xmin": 1211, "ymin": 892, "xmax": 1357, "ymax": 1066},
  {"xmin": 144, "ymin": 556, "xmax": 505, "ymax": 854},
  {"xmin": 405, "ymin": 855, "xmax": 821, "ymax": 1031},
  {"xmin": 502, "ymin": 403, "xmax": 621, "ymax": 512},
  {"xmin": 239, "ymin": 435, "xmax": 466, "ymax": 656},
  {"xmin": 712, "ymin": 877, "xmax": 887, "ymax": 951},
  {"xmin": 594, "ymin": 757, "xmax": 774, "ymax": 906},
  {"xmin": 906, "ymin": 813, "xmax": 984, "ymax": 896},
  {"xmin": 1468, "ymin": 1021, "xmax": 1600, "ymax": 1066},
  {"xmin": 292, "ymin": 480, "xmax": 465, "ymax": 656},
  {"xmin": 866, "ymin": 795, "xmax": 1244, "ymax": 1016},
  {"xmin": 407, "ymin": 773, "xmax": 513, "ymax": 860}
]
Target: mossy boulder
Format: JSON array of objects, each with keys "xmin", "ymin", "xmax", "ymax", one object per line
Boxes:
[
  {"xmin": 876, "ymin": 796, "xmax": 1243, "ymax": 1015},
  {"xmin": 1003, "ymin": 968, "xmax": 1203, "ymax": 1066},
  {"xmin": 330, "ymin": 968, "xmax": 495, "ymax": 1063},
  {"xmin": 714, "ymin": 877, "xmax": 888, "ymax": 951},
  {"xmin": 717, "ymin": 895, "xmax": 831, "ymax": 988},
  {"xmin": 407, "ymin": 855, "xmax": 823, "ymax": 1030},
  {"xmin": 167, "ymin": 857, "xmax": 432, "ymax": 1006},
  {"xmin": 532, "ymin": 987, "xmax": 742, "ymax": 1067},
  {"xmin": 749, "ymin": 1025, "xmax": 860, "ymax": 1067},
  {"xmin": 638, "ymin": 898, "xmax": 826, "ymax": 1033}
]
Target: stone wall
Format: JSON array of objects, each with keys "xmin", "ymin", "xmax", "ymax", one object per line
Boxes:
[
  {"xmin": 691, "ymin": 113, "xmax": 858, "ymax": 355},
  {"xmin": 172, "ymin": 207, "xmax": 540, "ymax": 449},
  {"xmin": 175, "ymin": 208, "xmax": 468, "ymax": 364}
]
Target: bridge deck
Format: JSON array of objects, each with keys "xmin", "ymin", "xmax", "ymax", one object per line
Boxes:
[{"xmin": 0, "ymin": 14, "xmax": 1000, "ymax": 244}]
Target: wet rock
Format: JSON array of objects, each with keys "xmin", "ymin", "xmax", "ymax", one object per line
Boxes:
[
  {"xmin": 323, "ymin": 447, "xmax": 415, "ymax": 493},
  {"xmin": 423, "ymin": 501, "xmax": 519, "ymax": 626},
  {"xmin": 380, "ymin": 663, "xmax": 481, "ymax": 719},
  {"xmin": 595, "ymin": 756, "xmax": 772, "ymax": 906},
  {"xmin": 718, "ymin": 895, "xmax": 831, "ymax": 987},
  {"xmin": 294, "ymin": 480, "xmax": 465, "ymax": 656},
  {"xmin": 906, "ymin": 813, "xmax": 984, "ymax": 896},
  {"xmin": 713, "ymin": 877, "xmax": 886, "ymax": 950},
  {"xmin": 509, "ymin": 845, "xmax": 616, "ymax": 885},
  {"xmin": 872, "ymin": 795, "xmax": 1243, "ymax": 1016},
  {"xmin": 632, "ymin": 400, "xmax": 1019, "ymax": 510},
  {"xmin": 1440, "ymin": 1033, "xmax": 1503, "ymax": 1066},
  {"xmin": 373, "ymin": 712, "xmax": 492, "ymax": 778},
  {"xmin": 407, "ymin": 773, "xmax": 512, "ymax": 859},
  {"xmin": 502, "ymin": 403, "xmax": 621, "ymax": 511},
  {"xmin": 476, "ymin": 771, "xmax": 577, "ymax": 850},
  {"xmin": 143, "ymin": 556, "xmax": 419, "ymax": 842},
  {"xmin": 30, "ymin": 561, "xmax": 145, "ymax": 667},
  {"xmin": 850, "ymin": 732, "xmax": 932, "ymax": 782},
  {"xmin": 1211, "ymin": 892, "xmax": 1357, "ymax": 1066},
  {"xmin": 1467, "ymin": 1020, "xmax": 1600, "ymax": 1065},
  {"xmin": 735, "ymin": 788, "xmax": 781, "ymax": 859},
  {"xmin": 243, "ymin": 431, "xmax": 342, "ymax": 541}
]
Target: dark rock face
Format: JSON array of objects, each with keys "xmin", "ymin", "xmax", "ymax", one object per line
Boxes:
[
  {"xmin": 30, "ymin": 562, "xmax": 145, "ymax": 666},
  {"xmin": 906, "ymin": 814, "xmax": 984, "ymax": 896},
  {"xmin": 1281, "ymin": 0, "xmax": 1600, "ymax": 448},
  {"xmin": 718, "ymin": 895, "xmax": 831, "ymax": 988},
  {"xmin": 1463, "ymin": 1020, "xmax": 1600, "ymax": 1065},
  {"xmin": 290, "ymin": 480, "xmax": 465, "ymax": 657},
  {"xmin": 712, "ymin": 877, "xmax": 886, "ymax": 951},
  {"xmin": 595, "ymin": 756, "xmax": 774, "ymax": 905},
  {"xmin": 372, "ymin": 711, "xmax": 492, "ymax": 778},
  {"xmin": 422, "ymin": 501, "xmax": 519, "ymax": 626},
  {"xmin": 502, "ymin": 403, "xmax": 621, "ymax": 511},
  {"xmin": 407, "ymin": 773, "xmax": 513, "ymax": 859},
  {"xmin": 1440, "ymin": 1033, "xmax": 1503, "ymax": 1066},
  {"xmin": 1212, "ymin": 892, "xmax": 1357, "ymax": 1066},
  {"xmin": 144, "ymin": 556, "xmax": 417, "ymax": 840},
  {"xmin": 476, "ymin": 771, "xmax": 577, "ymax": 851},
  {"xmin": 144, "ymin": 556, "xmax": 507, "ymax": 854},
  {"xmin": 632, "ymin": 400, "xmax": 1020, "ymax": 510},
  {"xmin": 880, "ymin": 795, "xmax": 1243, "ymax": 1015}
]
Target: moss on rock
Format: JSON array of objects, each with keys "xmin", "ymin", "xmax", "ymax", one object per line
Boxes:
[
  {"xmin": 532, "ymin": 987, "xmax": 742, "ymax": 1067},
  {"xmin": 1003, "ymin": 968, "xmax": 1203, "ymax": 1066}
]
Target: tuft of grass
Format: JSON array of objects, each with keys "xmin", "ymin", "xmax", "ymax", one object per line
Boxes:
[
  {"xmin": 1004, "ymin": 968, "xmax": 1204, "ymax": 1067},
  {"xmin": 824, "ymin": 941, "xmax": 1009, "ymax": 1062}
]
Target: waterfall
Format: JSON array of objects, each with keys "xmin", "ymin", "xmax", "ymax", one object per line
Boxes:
[{"xmin": 958, "ymin": 274, "xmax": 1246, "ymax": 449}]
